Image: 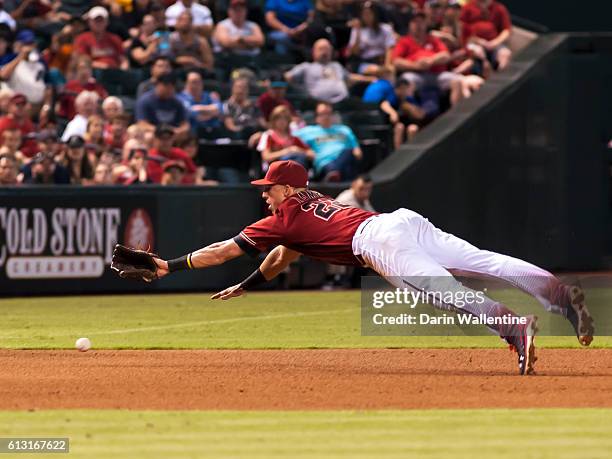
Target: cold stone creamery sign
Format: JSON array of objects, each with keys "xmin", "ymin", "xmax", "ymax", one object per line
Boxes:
[{"xmin": 0, "ymin": 207, "xmax": 120, "ymax": 279}]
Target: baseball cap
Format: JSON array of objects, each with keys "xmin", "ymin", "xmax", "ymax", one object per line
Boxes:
[
  {"xmin": 162, "ymin": 160, "xmax": 186, "ymax": 172},
  {"xmin": 155, "ymin": 124, "xmax": 174, "ymax": 137},
  {"xmin": 66, "ymin": 135, "xmax": 85, "ymax": 148},
  {"xmin": 229, "ymin": 0, "xmax": 247, "ymax": 8},
  {"xmin": 251, "ymin": 160, "xmax": 308, "ymax": 188},
  {"xmin": 410, "ymin": 9, "xmax": 427, "ymax": 20},
  {"xmin": 84, "ymin": 6, "xmax": 109, "ymax": 20},
  {"xmin": 269, "ymin": 75, "xmax": 288, "ymax": 88},
  {"xmin": 15, "ymin": 29, "xmax": 35, "ymax": 44},
  {"xmin": 156, "ymin": 72, "xmax": 176, "ymax": 85},
  {"xmin": 10, "ymin": 93, "xmax": 27, "ymax": 105}
]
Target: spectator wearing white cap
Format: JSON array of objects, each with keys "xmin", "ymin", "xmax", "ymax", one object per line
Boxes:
[
  {"xmin": 166, "ymin": 0, "xmax": 214, "ymax": 37},
  {"xmin": 74, "ymin": 6, "xmax": 128, "ymax": 70}
]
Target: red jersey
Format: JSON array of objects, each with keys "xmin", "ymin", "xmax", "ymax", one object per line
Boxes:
[
  {"xmin": 234, "ymin": 190, "xmax": 377, "ymax": 266},
  {"xmin": 393, "ymin": 35, "xmax": 449, "ymax": 73},
  {"xmin": 74, "ymin": 32, "xmax": 124, "ymax": 69},
  {"xmin": 460, "ymin": 0, "xmax": 512, "ymax": 42}
]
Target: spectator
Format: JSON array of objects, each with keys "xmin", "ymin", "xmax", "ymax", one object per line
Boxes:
[
  {"xmin": 312, "ymin": 0, "xmax": 352, "ymax": 49},
  {"xmin": 116, "ymin": 145, "xmax": 152, "ymax": 185},
  {"xmin": 84, "ymin": 114, "xmax": 105, "ymax": 149},
  {"xmin": 295, "ymin": 101, "xmax": 362, "ymax": 182},
  {"xmin": 223, "ymin": 77, "xmax": 265, "ymax": 140},
  {"xmin": 165, "ymin": 0, "xmax": 214, "ymax": 37},
  {"xmin": 257, "ymin": 74, "xmax": 298, "ymax": 124},
  {"xmin": 213, "ymin": 0, "xmax": 265, "ymax": 57},
  {"xmin": 58, "ymin": 55, "xmax": 108, "ymax": 120},
  {"xmin": 0, "ymin": 29, "xmax": 47, "ymax": 105},
  {"xmin": 0, "ymin": 93, "xmax": 37, "ymax": 158},
  {"xmin": 169, "ymin": 10, "xmax": 213, "ymax": 71},
  {"xmin": 363, "ymin": 70, "xmax": 424, "ymax": 149},
  {"xmin": 0, "ymin": 3, "xmax": 15, "ymax": 31},
  {"xmin": 160, "ymin": 160, "xmax": 186, "ymax": 185},
  {"xmin": 101, "ymin": 96, "xmax": 124, "ymax": 121},
  {"xmin": 61, "ymin": 90, "xmax": 100, "ymax": 142},
  {"xmin": 128, "ymin": 14, "xmax": 161, "ymax": 68},
  {"xmin": 347, "ymin": 2, "xmax": 396, "ymax": 76},
  {"xmin": 0, "ymin": 86, "xmax": 13, "ymax": 116},
  {"xmin": 257, "ymin": 105, "xmax": 314, "ymax": 170},
  {"xmin": 285, "ymin": 38, "xmax": 373, "ymax": 104},
  {"xmin": 136, "ymin": 73, "xmax": 190, "ymax": 138},
  {"xmin": 36, "ymin": 128, "xmax": 63, "ymax": 159},
  {"xmin": 104, "ymin": 112, "xmax": 130, "ymax": 149},
  {"xmin": 44, "ymin": 20, "xmax": 83, "ymax": 79},
  {"xmin": 0, "ymin": 152, "xmax": 18, "ymax": 185},
  {"xmin": 0, "ymin": 27, "xmax": 17, "ymax": 67},
  {"xmin": 178, "ymin": 70, "xmax": 223, "ymax": 130},
  {"xmin": 136, "ymin": 55, "xmax": 172, "ymax": 98},
  {"xmin": 265, "ymin": 0, "xmax": 313, "ymax": 55},
  {"xmin": 21, "ymin": 151, "xmax": 71, "ymax": 185},
  {"xmin": 393, "ymin": 11, "xmax": 463, "ymax": 106},
  {"xmin": 1, "ymin": 128, "xmax": 24, "ymax": 163},
  {"xmin": 460, "ymin": 0, "xmax": 512, "ymax": 71},
  {"xmin": 336, "ymin": 174, "xmax": 376, "ymax": 211},
  {"xmin": 58, "ymin": 135, "xmax": 95, "ymax": 184},
  {"xmin": 74, "ymin": 6, "xmax": 128, "ymax": 70},
  {"xmin": 146, "ymin": 124, "xmax": 196, "ymax": 183},
  {"xmin": 91, "ymin": 162, "xmax": 113, "ymax": 185}
]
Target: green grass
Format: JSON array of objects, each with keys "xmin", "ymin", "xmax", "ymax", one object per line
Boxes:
[
  {"xmin": 0, "ymin": 409, "xmax": 610, "ymax": 459},
  {"xmin": 0, "ymin": 291, "xmax": 609, "ymax": 349}
]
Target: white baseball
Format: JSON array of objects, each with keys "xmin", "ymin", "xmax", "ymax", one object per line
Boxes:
[{"xmin": 75, "ymin": 337, "xmax": 91, "ymax": 352}]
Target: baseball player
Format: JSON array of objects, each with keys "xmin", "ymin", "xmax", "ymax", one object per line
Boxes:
[{"xmin": 112, "ymin": 160, "xmax": 594, "ymax": 375}]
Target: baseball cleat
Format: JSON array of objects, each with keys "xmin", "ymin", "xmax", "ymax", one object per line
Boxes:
[
  {"xmin": 565, "ymin": 285, "xmax": 594, "ymax": 346},
  {"xmin": 506, "ymin": 315, "xmax": 538, "ymax": 375}
]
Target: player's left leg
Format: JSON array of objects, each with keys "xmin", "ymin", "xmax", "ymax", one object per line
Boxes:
[
  {"xmin": 415, "ymin": 216, "xmax": 594, "ymax": 345},
  {"xmin": 353, "ymin": 212, "xmax": 537, "ymax": 374}
]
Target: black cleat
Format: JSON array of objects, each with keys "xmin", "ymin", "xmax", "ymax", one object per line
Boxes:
[{"xmin": 565, "ymin": 285, "xmax": 594, "ymax": 346}]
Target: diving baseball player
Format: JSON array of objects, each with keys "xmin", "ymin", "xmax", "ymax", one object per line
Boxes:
[{"xmin": 111, "ymin": 160, "xmax": 595, "ymax": 375}]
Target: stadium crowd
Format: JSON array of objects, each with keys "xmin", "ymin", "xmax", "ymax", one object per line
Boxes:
[{"xmin": 0, "ymin": 0, "xmax": 513, "ymax": 186}]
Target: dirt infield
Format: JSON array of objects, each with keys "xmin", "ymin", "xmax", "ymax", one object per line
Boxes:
[{"xmin": 1, "ymin": 349, "xmax": 611, "ymax": 410}]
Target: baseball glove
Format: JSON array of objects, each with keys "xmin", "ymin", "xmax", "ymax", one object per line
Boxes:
[{"xmin": 111, "ymin": 244, "xmax": 159, "ymax": 283}]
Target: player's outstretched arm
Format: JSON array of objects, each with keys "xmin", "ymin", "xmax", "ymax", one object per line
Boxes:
[
  {"xmin": 153, "ymin": 239, "xmax": 245, "ymax": 278},
  {"xmin": 211, "ymin": 245, "xmax": 301, "ymax": 300}
]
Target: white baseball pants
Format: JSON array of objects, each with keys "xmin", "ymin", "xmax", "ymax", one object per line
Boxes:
[{"xmin": 352, "ymin": 209, "xmax": 569, "ymax": 333}]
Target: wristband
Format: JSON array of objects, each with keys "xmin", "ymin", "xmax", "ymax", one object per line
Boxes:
[
  {"xmin": 167, "ymin": 253, "xmax": 194, "ymax": 272},
  {"xmin": 239, "ymin": 269, "xmax": 267, "ymax": 290}
]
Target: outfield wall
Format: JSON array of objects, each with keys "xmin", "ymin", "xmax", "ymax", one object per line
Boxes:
[{"xmin": 1, "ymin": 34, "xmax": 610, "ymax": 295}]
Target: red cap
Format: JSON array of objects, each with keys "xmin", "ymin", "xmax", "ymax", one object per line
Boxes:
[
  {"xmin": 251, "ymin": 160, "xmax": 308, "ymax": 188},
  {"xmin": 10, "ymin": 93, "xmax": 27, "ymax": 104},
  {"xmin": 229, "ymin": 0, "xmax": 247, "ymax": 7}
]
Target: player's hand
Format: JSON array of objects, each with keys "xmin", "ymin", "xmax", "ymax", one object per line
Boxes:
[
  {"xmin": 153, "ymin": 258, "xmax": 169, "ymax": 279},
  {"xmin": 211, "ymin": 283, "xmax": 244, "ymax": 300}
]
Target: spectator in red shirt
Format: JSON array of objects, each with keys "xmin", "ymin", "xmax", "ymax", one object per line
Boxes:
[
  {"xmin": 74, "ymin": 6, "xmax": 128, "ymax": 70},
  {"xmin": 392, "ymin": 11, "xmax": 463, "ymax": 105},
  {"xmin": 460, "ymin": 0, "xmax": 512, "ymax": 70},
  {"xmin": 147, "ymin": 124, "xmax": 196, "ymax": 184},
  {"xmin": 0, "ymin": 93, "xmax": 38, "ymax": 158},
  {"xmin": 58, "ymin": 55, "xmax": 108, "ymax": 120},
  {"xmin": 256, "ymin": 74, "xmax": 299, "ymax": 124}
]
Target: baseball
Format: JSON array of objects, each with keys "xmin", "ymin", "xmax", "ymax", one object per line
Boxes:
[{"xmin": 75, "ymin": 337, "xmax": 91, "ymax": 352}]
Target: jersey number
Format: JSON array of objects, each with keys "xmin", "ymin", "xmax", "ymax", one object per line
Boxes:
[{"xmin": 301, "ymin": 199, "xmax": 349, "ymax": 221}]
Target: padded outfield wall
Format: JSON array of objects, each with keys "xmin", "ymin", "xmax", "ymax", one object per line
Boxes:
[{"xmin": 1, "ymin": 34, "xmax": 610, "ymax": 295}]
